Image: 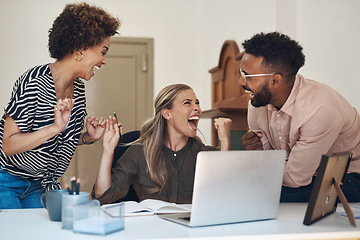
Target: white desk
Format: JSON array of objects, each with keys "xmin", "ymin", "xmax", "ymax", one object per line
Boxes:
[{"xmin": 1, "ymin": 203, "xmax": 360, "ymax": 240}]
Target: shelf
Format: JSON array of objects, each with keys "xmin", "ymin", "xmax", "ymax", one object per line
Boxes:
[{"xmin": 202, "ymin": 107, "xmax": 247, "ymax": 118}]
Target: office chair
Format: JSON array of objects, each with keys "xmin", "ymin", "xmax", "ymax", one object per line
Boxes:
[{"xmin": 112, "ymin": 130, "xmax": 141, "ymax": 202}]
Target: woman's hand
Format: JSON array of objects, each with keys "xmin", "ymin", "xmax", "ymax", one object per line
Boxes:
[
  {"xmin": 3, "ymin": 98, "xmax": 76, "ymax": 156},
  {"xmin": 53, "ymin": 98, "xmax": 75, "ymax": 132},
  {"xmin": 214, "ymin": 117, "xmax": 232, "ymax": 151},
  {"xmin": 84, "ymin": 116, "xmax": 106, "ymax": 143},
  {"xmin": 103, "ymin": 116, "xmax": 123, "ymax": 153},
  {"xmin": 94, "ymin": 116, "xmax": 123, "ymax": 198}
]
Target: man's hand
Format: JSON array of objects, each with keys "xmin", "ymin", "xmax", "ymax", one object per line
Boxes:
[{"xmin": 241, "ymin": 131, "xmax": 263, "ymax": 150}]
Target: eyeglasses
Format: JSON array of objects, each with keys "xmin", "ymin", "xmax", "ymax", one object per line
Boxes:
[{"xmin": 240, "ymin": 69, "xmax": 275, "ymax": 84}]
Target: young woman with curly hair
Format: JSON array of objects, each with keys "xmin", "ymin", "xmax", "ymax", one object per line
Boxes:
[
  {"xmin": 0, "ymin": 2, "xmax": 120, "ymax": 209},
  {"xmin": 93, "ymin": 84, "xmax": 232, "ymax": 205}
]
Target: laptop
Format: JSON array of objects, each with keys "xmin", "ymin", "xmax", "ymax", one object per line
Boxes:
[{"xmin": 161, "ymin": 150, "xmax": 286, "ymax": 227}]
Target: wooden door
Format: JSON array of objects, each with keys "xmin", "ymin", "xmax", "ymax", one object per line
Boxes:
[{"xmin": 59, "ymin": 37, "xmax": 154, "ymax": 194}]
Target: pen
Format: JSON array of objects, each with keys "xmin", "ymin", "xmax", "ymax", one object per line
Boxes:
[
  {"xmin": 113, "ymin": 112, "xmax": 122, "ymax": 138},
  {"xmin": 75, "ymin": 178, "xmax": 80, "ymax": 194},
  {"xmin": 64, "ymin": 183, "xmax": 72, "ymax": 195},
  {"xmin": 70, "ymin": 176, "xmax": 76, "ymax": 195}
]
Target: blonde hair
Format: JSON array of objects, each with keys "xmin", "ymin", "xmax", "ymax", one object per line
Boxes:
[{"xmin": 138, "ymin": 84, "xmax": 192, "ymax": 194}]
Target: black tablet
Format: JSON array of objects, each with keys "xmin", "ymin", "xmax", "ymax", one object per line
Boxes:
[{"xmin": 303, "ymin": 152, "xmax": 351, "ymax": 226}]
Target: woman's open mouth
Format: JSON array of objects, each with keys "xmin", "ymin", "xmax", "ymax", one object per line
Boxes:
[
  {"xmin": 92, "ymin": 65, "xmax": 101, "ymax": 75},
  {"xmin": 188, "ymin": 115, "xmax": 199, "ymax": 131}
]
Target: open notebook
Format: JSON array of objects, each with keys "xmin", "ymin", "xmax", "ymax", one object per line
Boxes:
[
  {"xmin": 102, "ymin": 199, "xmax": 191, "ymax": 217},
  {"xmin": 161, "ymin": 150, "xmax": 286, "ymax": 227}
]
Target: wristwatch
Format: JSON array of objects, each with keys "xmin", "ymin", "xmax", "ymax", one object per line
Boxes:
[{"xmin": 81, "ymin": 132, "xmax": 94, "ymax": 145}]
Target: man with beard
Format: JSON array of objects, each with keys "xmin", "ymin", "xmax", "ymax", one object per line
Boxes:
[{"xmin": 240, "ymin": 32, "xmax": 360, "ymax": 202}]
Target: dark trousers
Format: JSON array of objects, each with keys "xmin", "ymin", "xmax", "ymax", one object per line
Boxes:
[{"xmin": 280, "ymin": 173, "xmax": 360, "ymax": 203}]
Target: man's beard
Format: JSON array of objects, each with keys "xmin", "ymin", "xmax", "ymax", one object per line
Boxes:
[{"xmin": 250, "ymin": 84, "xmax": 272, "ymax": 108}]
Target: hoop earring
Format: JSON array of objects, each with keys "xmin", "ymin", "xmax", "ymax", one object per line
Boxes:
[{"xmin": 75, "ymin": 52, "xmax": 83, "ymax": 62}]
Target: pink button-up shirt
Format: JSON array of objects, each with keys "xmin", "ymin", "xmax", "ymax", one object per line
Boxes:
[{"xmin": 248, "ymin": 75, "xmax": 360, "ymax": 187}]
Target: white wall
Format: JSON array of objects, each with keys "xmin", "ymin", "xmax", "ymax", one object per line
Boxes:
[
  {"xmin": 297, "ymin": 0, "xmax": 360, "ymax": 112},
  {"xmin": 0, "ymin": 0, "xmax": 359, "ymax": 145},
  {"xmin": 199, "ymin": 0, "xmax": 276, "ymax": 142}
]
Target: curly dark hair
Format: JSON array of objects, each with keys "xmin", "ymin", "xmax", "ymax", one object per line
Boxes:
[
  {"xmin": 242, "ymin": 32, "xmax": 305, "ymax": 81},
  {"xmin": 48, "ymin": 2, "xmax": 121, "ymax": 60}
]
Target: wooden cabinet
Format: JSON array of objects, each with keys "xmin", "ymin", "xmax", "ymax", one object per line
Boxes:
[{"xmin": 202, "ymin": 40, "xmax": 249, "ymax": 149}]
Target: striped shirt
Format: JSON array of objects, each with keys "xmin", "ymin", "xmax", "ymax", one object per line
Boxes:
[{"xmin": 0, "ymin": 64, "xmax": 86, "ymax": 190}]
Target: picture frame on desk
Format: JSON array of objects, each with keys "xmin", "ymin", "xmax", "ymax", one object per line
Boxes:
[{"xmin": 303, "ymin": 152, "xmax": 355, "ymax": 226}]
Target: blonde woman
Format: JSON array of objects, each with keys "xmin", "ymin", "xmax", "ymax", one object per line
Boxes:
[{"xmin": 93, "ymin": 84, "xmax": 232, "ymax": 204}]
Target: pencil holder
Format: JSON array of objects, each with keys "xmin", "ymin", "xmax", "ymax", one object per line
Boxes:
[
  {"xmin": 73, "ymin": 202, "xmax": 125, "ymax": 235},
  {"xmin": 61, "ymin": 192, "xmax": 99, "ymax": 230}
]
